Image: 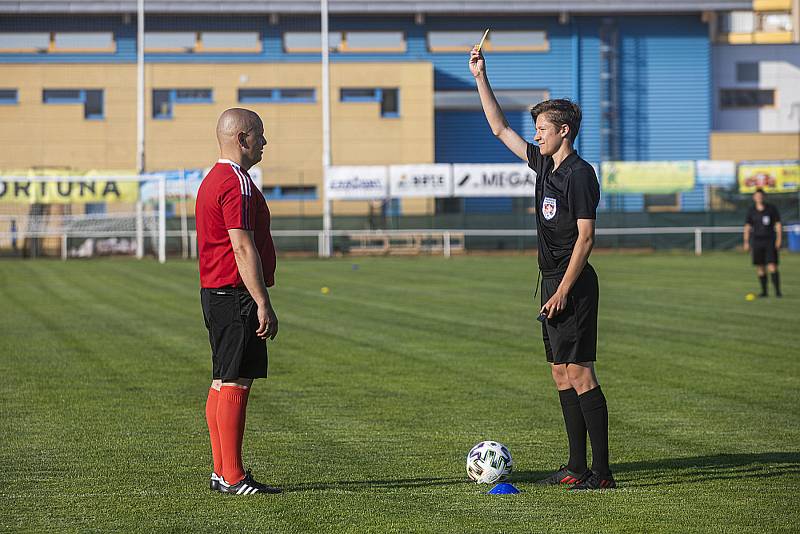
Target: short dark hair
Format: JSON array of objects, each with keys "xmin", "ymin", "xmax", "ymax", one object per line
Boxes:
[
  {"xmin": 530, "ymin": 99, "xmax": 582, "ymax": 143},
  {"xmin": 754, "ymin": 188, "xmax": 765, "ymax": 195}
]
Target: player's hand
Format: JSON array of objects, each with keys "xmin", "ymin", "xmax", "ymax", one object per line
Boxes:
[
  {"xmin": 776, "ymin": 239, "xmax": 782, "ymax": 249},
  {"xmin": 541, "ymin": 290, "xmax": 568, "ymax": 319},
  {"xmin": 743, "ymin": 242, "xmax": 750, "ymax": 252},
  {"xmin": 256, "ymin": 304, "xmax": 279, "ymax": 340},
  {"xmin": 469, "ymin": 47, "xmax": 485, "ymax": 78}
]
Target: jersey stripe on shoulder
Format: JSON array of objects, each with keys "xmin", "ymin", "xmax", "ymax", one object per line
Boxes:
[
  {"xmin": 230, "ymin": 165, "xmax": 251, "ymax": 197},
  {"xmin": 227, "ymin": 163, "xmax": 252, "ymax": 230}
]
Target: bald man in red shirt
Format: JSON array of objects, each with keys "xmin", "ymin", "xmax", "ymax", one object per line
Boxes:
[{"xmin": 196, "ymin": 108, "xmax": 280, "ymax": 495}]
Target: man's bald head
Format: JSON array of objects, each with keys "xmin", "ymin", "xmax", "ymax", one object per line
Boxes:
[
  {"xmin": 216, "ymin": 108, "xmax": 267, "ymax": 170},
  {"xmin": 216, "ymin": 108, "xmax": 262, "ymax": 144}
]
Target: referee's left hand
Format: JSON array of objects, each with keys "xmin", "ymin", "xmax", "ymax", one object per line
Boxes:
[{"xmin": 541, "ymin": 290, "xmax": 568, "ymax": 319}]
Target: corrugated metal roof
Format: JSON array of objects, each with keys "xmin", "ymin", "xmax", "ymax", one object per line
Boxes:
[{"xmin": 0, "ymin": 0, "xmax": 753, "ymax": 14}]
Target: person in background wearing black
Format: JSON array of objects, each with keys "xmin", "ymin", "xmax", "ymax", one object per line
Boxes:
[{"xmin": 744, "ymin": 188, "xmax": 783, "ymax": 297}]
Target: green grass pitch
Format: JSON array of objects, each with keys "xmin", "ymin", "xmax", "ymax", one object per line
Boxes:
[{"xmin": 1, "ymin": 253, "xmax": 799, "ymax": 532}]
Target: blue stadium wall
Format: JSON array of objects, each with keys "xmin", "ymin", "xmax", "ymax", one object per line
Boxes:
[{"xmin": 1, "ymin": 13, "xmax": 711, "ymax": 213}]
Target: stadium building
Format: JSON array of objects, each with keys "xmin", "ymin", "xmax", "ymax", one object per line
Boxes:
[{"xmin": 0, "ymin": 0, "xmax": 798, "ymax": 221}]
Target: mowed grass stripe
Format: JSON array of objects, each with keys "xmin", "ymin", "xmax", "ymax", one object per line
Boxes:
[{"xmin": 1, "ymin": 253, "xmax": 798, "ymax": 533}]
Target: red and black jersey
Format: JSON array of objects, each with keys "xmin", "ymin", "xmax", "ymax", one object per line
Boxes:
[{"xmin": 196, "ymin": 159, "xmax": 276, "ymax": 288}]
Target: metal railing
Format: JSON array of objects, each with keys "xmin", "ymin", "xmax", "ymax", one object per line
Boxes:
[{"xmin": 0, "ymin": 226, "xmax": 752, "ymax": 260}]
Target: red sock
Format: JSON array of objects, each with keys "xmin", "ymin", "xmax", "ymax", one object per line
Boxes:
[
  {"xmin": 205, "ymin": 388, "xmax": 222, "ymax": 475},
  {"xmin": 217, "ymin": 385, "xmax": 250, "ymax": 485}
]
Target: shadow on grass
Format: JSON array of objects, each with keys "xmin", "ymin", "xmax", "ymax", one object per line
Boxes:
[
  {"xmin": 284, "ymin": 452, "xmax": 800, "ymax": 493},
  {"xmin": 513, "ymin": 452, "xmax": 800, "ymax": 487}
]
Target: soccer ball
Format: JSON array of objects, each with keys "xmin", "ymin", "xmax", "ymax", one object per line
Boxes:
[{"xmin": 466, "ymin": 441, "xmax": 513, "ymax": 484}]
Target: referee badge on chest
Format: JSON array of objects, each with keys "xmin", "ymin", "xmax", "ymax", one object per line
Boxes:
[{"xmin": 542, "ymin": 197, "xmax": 557, "ymax": 220}]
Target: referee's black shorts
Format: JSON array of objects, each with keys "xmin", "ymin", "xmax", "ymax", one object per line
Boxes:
[
  {"xmin": 751, "ymin": 241, "xmax": 779, "ymax": 266},
  {"xmin": 540, "ymin": 264, "xmax": 599, "ymax": 364},
  {"xmin": 201, "ymin": 286, "xmax": 268, "ymax": 380}
]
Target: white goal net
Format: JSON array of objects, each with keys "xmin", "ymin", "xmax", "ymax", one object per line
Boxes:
[{"xmin": 0, "ymin": 174, "xmax": 167, "ymax": 261}]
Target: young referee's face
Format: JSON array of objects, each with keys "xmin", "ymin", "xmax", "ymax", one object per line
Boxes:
[{"xmin": 534, "ymin": 114, "xmax": 568, "ymax": 157}]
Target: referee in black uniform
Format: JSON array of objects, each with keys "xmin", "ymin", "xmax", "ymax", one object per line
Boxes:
[
  {"xmin": 470, "ymin": 46, "xmax": 614, "ymax": 490},
  {"xmin": 744, "ymin": 188, "xmax": 783, "ymax": 297}
]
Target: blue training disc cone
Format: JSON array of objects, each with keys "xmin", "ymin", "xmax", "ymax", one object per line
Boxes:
[{"xmin": 488, "ymin": 483, "xmax": 520, "ymax": 494}]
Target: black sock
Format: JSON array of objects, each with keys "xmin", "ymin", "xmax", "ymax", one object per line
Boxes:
[
  {"xmin": 771, "ymin": 272, "xmax": 781, "ymax": 295},
  {"xmin": 558, "ymin": 388, "xmax": 587, "ymax": 473},
  {"xmin": 759, "ymin": 275, "xmax": 768, "ymax": 295},
  {"xmin": 578, "ymin": 386, "xmax": 611, "ymax": 477}
]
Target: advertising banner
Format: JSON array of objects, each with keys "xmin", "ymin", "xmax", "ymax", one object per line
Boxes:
[
  {"xmin": 452, "ymin": 164, "xmax": 536, "ymax": 197},
  {"xmin": 737, "ymin": 161, "xmax": 800, "ymax": 193},
  {"xmin": 696, "ymin": 161, "xmax": 736, "ymax": 186},
  {"xmin": 139, "ymin": 169, "xmax": 205, "ymax": 203},
  {"xmin": 325, "ymin": 166, "xmax": 389, "ymax": 200},
  {"xmin": 389, "ymin": 164, "xmax": 452, "ymax": 198},
  {"xmin": 601, "ymin": 161, "xmax": 695, "ymax": 194},
  {"xmin": 0, "ymin": 170, "xmax": 140, "ymax": 204}
]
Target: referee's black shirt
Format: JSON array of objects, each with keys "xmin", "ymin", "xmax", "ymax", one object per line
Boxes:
[
  {"xmin": 745, "ymin": 203, "xmax": 781, "ymax": 242},
  {"xmin": 527, "ymin": 143, "xmax": 600, "ymax": 277}
]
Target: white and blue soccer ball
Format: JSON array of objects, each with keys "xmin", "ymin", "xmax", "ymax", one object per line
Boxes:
[{"xmin": 466, "ymin": 440, "xmax": 513, "ymax": 484}]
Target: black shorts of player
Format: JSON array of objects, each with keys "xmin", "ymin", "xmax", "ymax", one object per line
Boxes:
[
  {"xmin": 752, "ymin": 241, "xmax": 779, "ymax": 266},
  {"xmin": 540, "ymin": 264, "xmax": 599, "ymax": 364},
  {"xmin": 200, "ymin": 286, "xmax": 268, "ymax": 380}
]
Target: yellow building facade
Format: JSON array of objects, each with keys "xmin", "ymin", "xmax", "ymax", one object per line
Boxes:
[{"xmin": 0, "ymin": 61, "xmax": 435, "ymax": 216}]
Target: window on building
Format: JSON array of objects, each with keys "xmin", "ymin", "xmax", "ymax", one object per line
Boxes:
[
  {"xmin": 279, "ymin": 88, "xmax": 315, "ymax": 102},
  {"xmin": 153, "ymin": 90, "xmax": 172, "ymax": 119},
  {"xmin": 760, "ymin": 13, "xmax": 793, "ymax": 32},
  {"xmin": 200, "ymin": 32, "xmax": 260, "ymax": 52},
  {"xmin": 341, "ymin": 88, "xmax": 400, "ymax": 117},
  {"xmin": 736, "ymin": 62, "xmax": 759, "ymax": 83},
  {"xmin": 283, "ymin": 31, "xmax": 342, "ymax": 52},
  {"xmin": 428, "ymin": 31, "xmax": 484, "ymax": 52},
  {"xmin": 145, "ymin": 32, "xmax": 196, "ymax": 52},
  {"xmin": 489, "ymin": 31, "xmax": 548, "ymax": 51},
  {"xmin": 43, "ymin": 89, "xmax": 104, "ymax": 119},
  {"xmin": 341, "ymin": 88, "xmax": 378, "ymax": 102},
  {"xmin": 263, "ymin": 185, "xmax": 318, "ymax": 200},
  {"xmin": 380, "ymin": 88, "xmax": 399, "ymax": 117},
  {"xmin": 152, "ymin": 89, "xmax": 213, "ymax": 119},
  {"xmin": 720, "ymin": 88, "xmax": 775, "ymax": 108},
  {"xmin": 43, "ymin": 89, "xmax": 82, "ymax": 103},
  {"xmin": 174, "ymin": 89, "xmax": 213, "ymax": 102},
  {"xmin": 427, "ymin": 30, "xmax": 547, "ymax": 52},
  {"xmin": 720, "ymin": 11, "xmax": 755, "ymax": 33},
  {"xmin": 83, "ymin": 90, "xmax": 103, "ymax": 119},
  {"xmin": 0, "ymin": 89, "xmax": 18, "ymax": 104},
  {"xmin": 343, "ymin": 31, "xmax": 405, "ymax": 52},
  {"xmin": 0, "ymin": 32, "xmax": 50, "ymax": 52},
  {"xmin": 238, "ymin": 88, "xmax": 316, "ymax": 103},
  {"xmin": 239, "ymin": 89, "xmax": 274, "ymax": 102},
  {"xmin": 53, "ymin": 32, "xmax": 115, "ymax": 52}
]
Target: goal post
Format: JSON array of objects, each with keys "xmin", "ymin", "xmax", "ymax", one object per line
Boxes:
[{"xmin": 0, "ymin": 172, "xmax": 167, "ymax": 262}]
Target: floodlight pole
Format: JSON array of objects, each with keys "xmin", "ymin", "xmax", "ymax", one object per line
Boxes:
[
  {"xmin": 135, "ymin": 0, "xmax": 145, "ymax": 259},
  {"xmin": 136, "ymin": 0, "xmax": 145, "ymax": 173},
  {"xmin": 321, "ymin": 0, "xmax": 332, "ymax": 257}
]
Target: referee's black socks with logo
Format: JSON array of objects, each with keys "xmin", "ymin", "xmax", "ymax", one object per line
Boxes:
[
  {"xmin": 558, "ymin": 388, "xmax": 588, "ymax": 474},
  {"xmin": 578, "ymin": 386, "xmax": 611, "ymax": 477},
  {"xmin": 759, "ymin": 274, "xmax": 768, "ymax": 296},
  {"xmin": 771, "ymin": 271, "xmax": 781, "ymax": 296}
]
